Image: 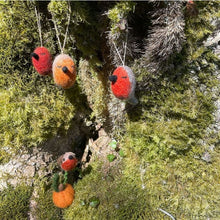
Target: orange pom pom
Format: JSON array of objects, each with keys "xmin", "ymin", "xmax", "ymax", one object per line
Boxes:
[{"xmin": 52, "ymin": 184, "xmax": 74, "ymax": 208}]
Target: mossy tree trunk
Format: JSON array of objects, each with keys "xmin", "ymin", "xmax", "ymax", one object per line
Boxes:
[{"xmin": 0, "ymin": 1, "xmax": 219, "ymax": 219}]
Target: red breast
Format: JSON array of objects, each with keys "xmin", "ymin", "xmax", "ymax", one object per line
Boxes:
[
  {"xmin": 61, "ymin": 158, "xmax": 78, "ymax": 171},
  {"xmin": 109, "ymin": 66, "xmax": 131, "ymax": 100},
  {"xmin": 31, "ymin": 47, "xmax": 52, "ymax": 75}
]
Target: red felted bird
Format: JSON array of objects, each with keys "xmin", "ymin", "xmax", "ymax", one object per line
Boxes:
[
  {"xmin": 57, "ymin": 152, "xmax": 78, "ymax": 171},
  {"xmin": 109, "ymin": 66, "xmax": 138, "ymax": 105},
  {"xmin": 31, "ymin": 47, "xmax": 52, "ymax": 75}
]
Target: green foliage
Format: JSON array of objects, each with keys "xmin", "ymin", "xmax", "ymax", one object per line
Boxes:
[
  {"xmin": 52, "ymin": 173, "xmax": 59, "ymax": 192},
  {"xmin": 0, "ymin": 1, "xmax": 76, "ymax": 162},
  {"xmin": 107, "ymin": 154, "xmax": 116, "ymax": 162},
  {"xmin": 89, "ymin": 196, "xmax": 100, "ymax": 208},
  {"xmin": 119, "ymin": 149, "xmax": 125, "ymax": 157},
  {"xmin": 109, "ymin": 139, "xmax": 117, "ymax": 150},
  {"xmin": 107, "ymin": 2, "xmax": 136, "ymax": 34},
  {"xmin": 0, "ymin": 184, "xmax": 32, "ymax": 220}
]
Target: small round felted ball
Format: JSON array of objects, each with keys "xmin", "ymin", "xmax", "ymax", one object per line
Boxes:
[
  {"xmin": 52, "ymin": 54, "xmax": 76, "ymax": 89},
  {"xmin": 52, "ymin": 183, "xmax": 75, "ymax": 208},
  {"xmin": 31, "ymin": 47, "xmax": 52, "ymax": 75},
  {"xmin": 109, "ymin": 66, "xmax": 138, "ymax": 105}
]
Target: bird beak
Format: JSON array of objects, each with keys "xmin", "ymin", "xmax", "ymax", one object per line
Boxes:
[
  {"xmin": 62, "ymin": 66, "xmax": 68, "ymax": 73},
  {"xmin": 31, "ymin": 53, "xmax": 39, "ymax": 61},
  {"xmin": 109, "ymin": 75, "xmax": 117, "ymax": 83}
]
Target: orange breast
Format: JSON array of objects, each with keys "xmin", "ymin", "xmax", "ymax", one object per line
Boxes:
[{"xmin": 53, "ymin": 54, "xmax": 76, "ymax": 89}]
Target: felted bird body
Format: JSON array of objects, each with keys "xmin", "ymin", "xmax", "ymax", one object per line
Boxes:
[
  {"xmin": 52, "ymin": 54, "xmax": 76, "ymax": 89},
  {"xmin": 31, "ymin": 47, "xmax": 52, "ymax": 75},
  {"xmin": 58, "ymin": 152, "xmax": 78, "ymax": 171},
  {"xmin": 109, "ymin": 66, "xmax": 138, "ymax": 105}
]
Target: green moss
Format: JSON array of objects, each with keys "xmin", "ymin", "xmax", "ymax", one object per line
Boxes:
[
  {"xmin": 185, "ymin": 1, "xmax": 219, "ymax": 60},
  {"xmin": 34, "ymin": 185, "xmax": 63, "ymax": 220},
  {"xmin": 0, "ymin": 1, "xmax": 219, "ymax": 219},
  {"xmin": 62, "ymin": 149, "xmax": 219, "ymax": 219},
  {"xmin": 48, "ymin": 1, "xmax": 101, "ymax": 65},
  {"xmin": 78, "ymin": 59, "xmax": 108, "ymax": 123},
  {"xmin": 0, "ymin": 184, "xmax": 32, "ymax": 219},
  {"xmin": 0, "ymin": 1, "xmax": 78, "ymax": 162},
  {"xmin": 0, "ymin": 74, "xmax": 76, "ymax": 162},
  {"xmin": 107, "ymin": 2, "xmax": 136, "ymax": 34},
  {"xmin": 63, "ymin": 161, "xmax": 150, "ymax": 220}
]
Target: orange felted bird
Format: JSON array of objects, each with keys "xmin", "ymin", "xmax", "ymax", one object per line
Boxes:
[{"xmin": 52, "ymin": 54, "xmax": 76, "ymax": 89}]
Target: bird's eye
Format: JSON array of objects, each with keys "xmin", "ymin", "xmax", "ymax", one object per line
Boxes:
[
  {"xmin": 69, "ymin": 155, "xmax": 74, "ymax": 160},
  {"xmin": 121, "ymin": 76, "xmax": 127, "ymax": 78},
  {"xmin": 63, "ymin": 158, "xmax": 65, "ymax": 161},
  {"xmin": 57, "ymin": 65, "xmax": 62, "ymax": 68},
  {"xmin": 40, "ymin": 53, "xmax": 46, "ymax": 55}
]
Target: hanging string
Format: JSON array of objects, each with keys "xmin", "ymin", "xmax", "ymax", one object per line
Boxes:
[
  {"xmin": 62, "ymin": 3, "xmax": 71, "ymax": 53},
  {"xmin": 123, "ymin": 29, "xmax": 128, "ymax": 67},
  {"xmin": 34, "ymin": 5, "xmax": 43, "ymax": 47},
  {"xmin": 51, "ymin": 1, "xmax": 71, "ymax": 54},
  {"xmin": 53, "ymin": 17, "xmax": 63, "ymax": 53},
  {"xmin": 112, "ymin": 41, "xmax": 124, "ymax": 66},
  {"xmin": 112, "ymin": 25, "xmax": 129, "ymax": 67}
]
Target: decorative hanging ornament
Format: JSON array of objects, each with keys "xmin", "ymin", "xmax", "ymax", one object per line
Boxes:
[
  {"xmin": 108, "ymin": 30, "xmax": 138, "ymax": 105},
  {"xmin": 57, "ymin": 152, "xmax": 78, "ymax": 171},
  {"xmin": 31, "ymin": 47, "xmax": 52, "ymax": 75},
  {"xmin": 31, "ymin": 6, "xmax": 52, "ymax": 75},
  {"xmin": 109, "ymin": 66, "xmax": 138, "ymax": 105},
  {"xmin": 53, "ymin": 54, "xmax": 76, "ymax": 89},
  {"xmin": 51, "ymin": 2, "xmax": 76, "ymax": 89}
]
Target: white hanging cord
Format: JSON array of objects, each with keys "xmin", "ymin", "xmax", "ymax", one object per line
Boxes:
[
  {"xmin": 52, "ymin": 1, "xmax": 71, "ymax": 54},
  {"xmin": 158, "ymin": 208, "xmax": 175, "ymax": 220},
  {"xmin": 34, "ymin": 5, "xmax": 43, "ymax": 47},
  {"xmin": 112, "ymin": 40, "xmax": 124, "ymax": 66},
  {"xmin": 123, "ymin": 29, "xmax": 128, "ymax": 67},
  {"xmin": 62, "ymin": 2, "xmax": 71, "ymax": 53},
  {"xmin": 52, "ymin": 16, "xmax": 63, "ymax": 53}
]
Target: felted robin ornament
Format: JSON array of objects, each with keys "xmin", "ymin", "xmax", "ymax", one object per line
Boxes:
[
  {"xmin": 109, "ymin": 66, "xmax": 138, "ymax": 105},
  {"xmin": 52, "ymin": 54, "xmax": 76, "ymax": 89},
  {"xmin": 31, "ymin": 47, "xmax": 52, "ymax": 75},
  {"xmin": 57, "ymin": 152, "xmax": 78, "ymax": 171}
]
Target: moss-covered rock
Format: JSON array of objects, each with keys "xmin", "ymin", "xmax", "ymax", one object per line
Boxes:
[{"xmin": 0, "ymin": 184, "xmax": 32, "ymax": 219}]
